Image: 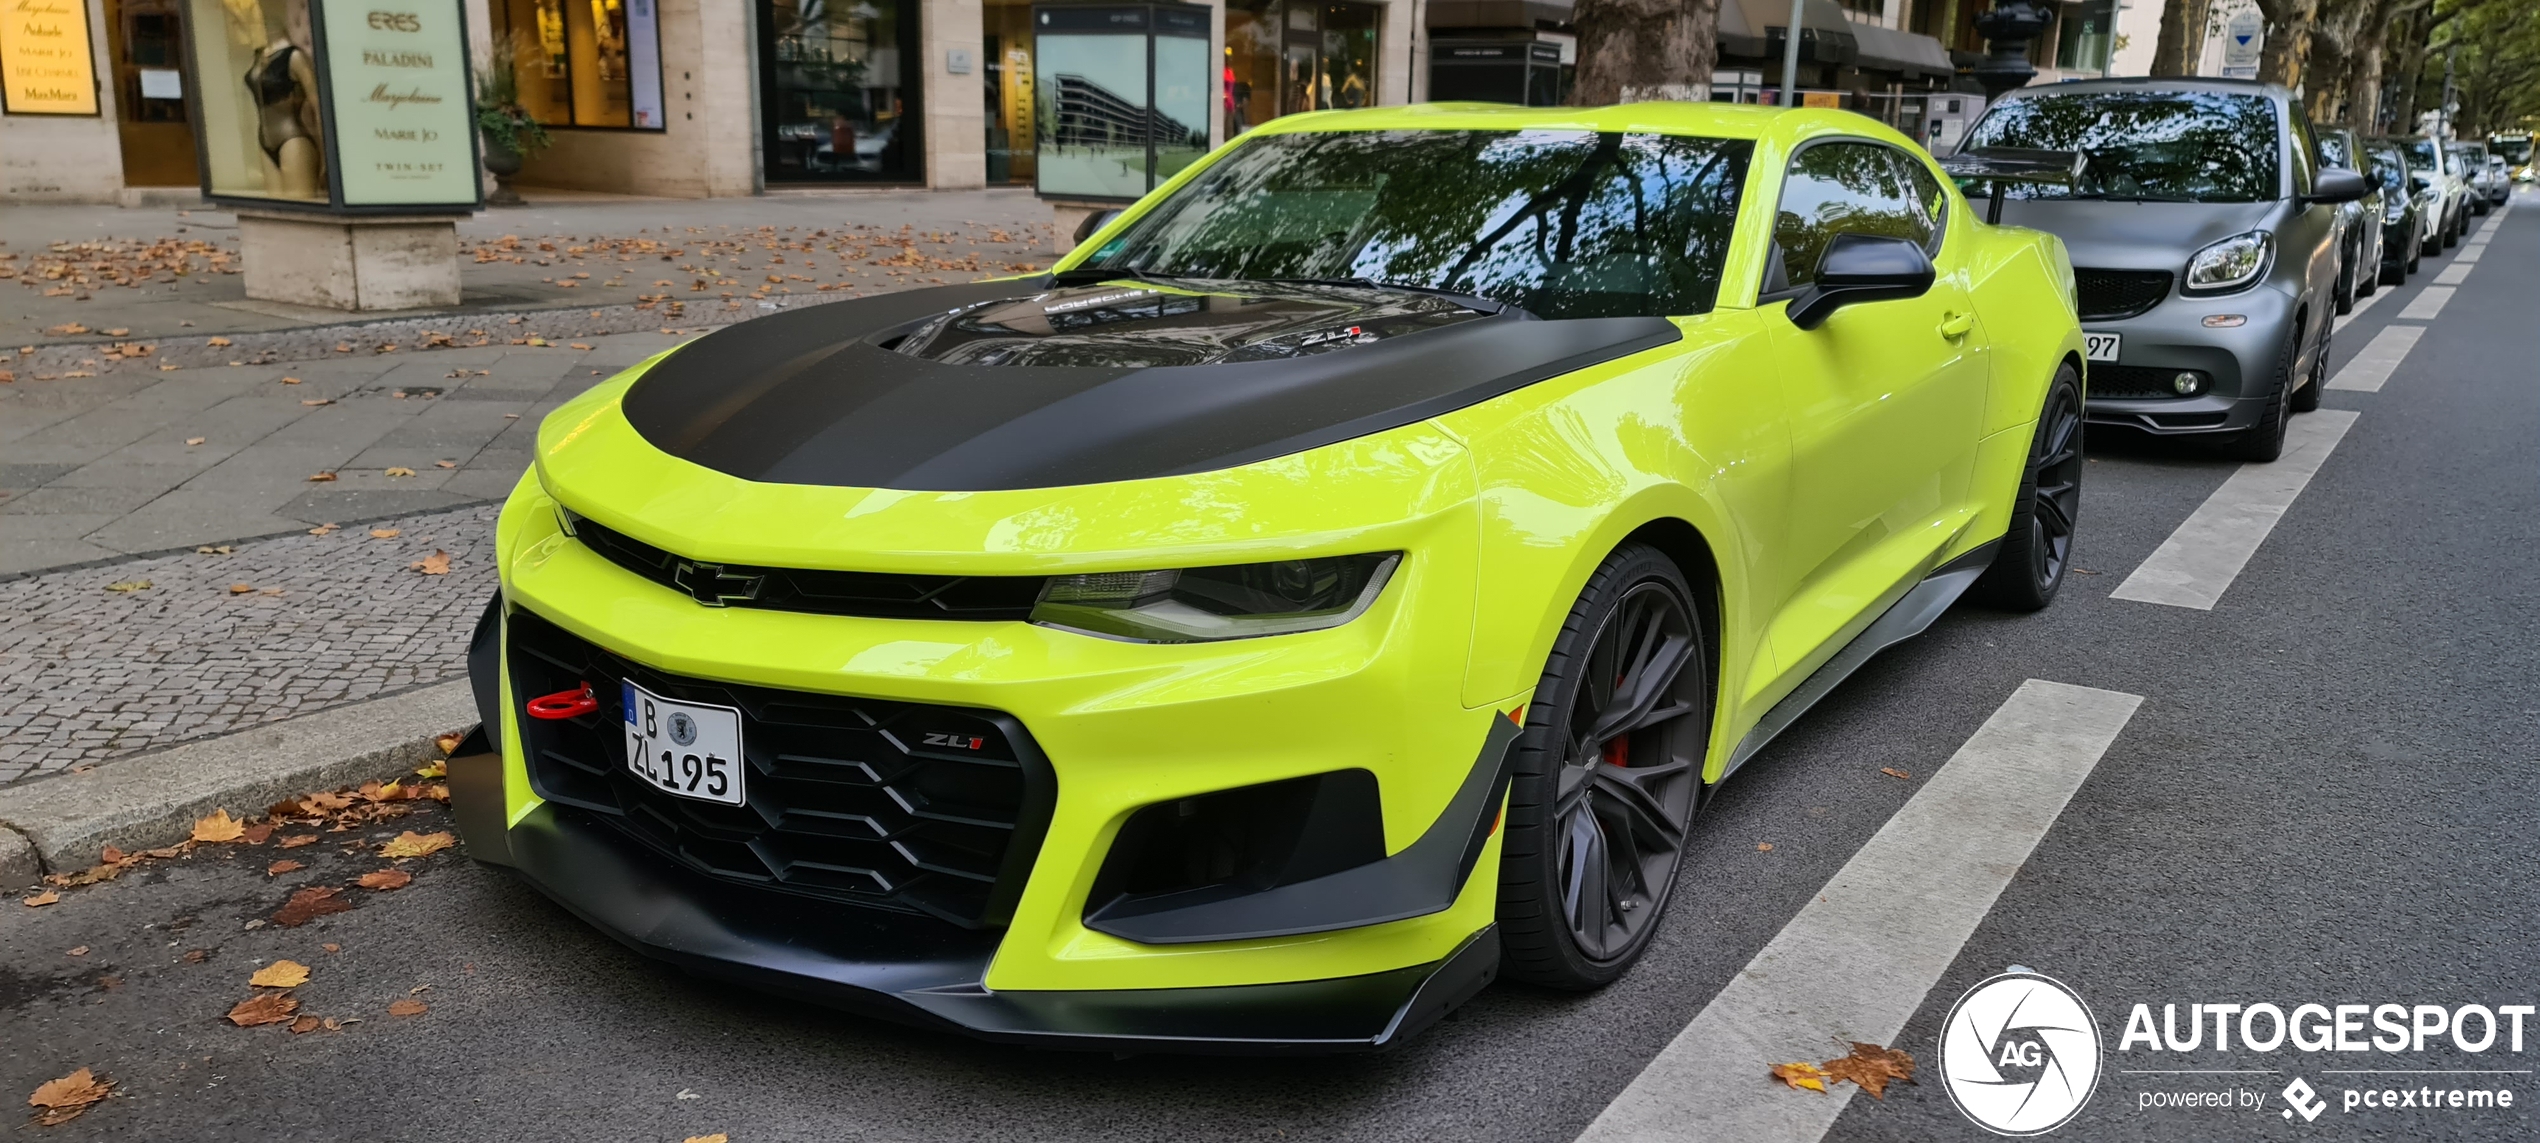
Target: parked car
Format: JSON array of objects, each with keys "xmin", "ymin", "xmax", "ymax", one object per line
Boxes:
[
  {"xmin": 2486, "ymin": 154, "xmax": 2512, "ymax": 204},
  {"xmin": 2315, "ymin": 126, "xmax": 2385, "ymax": 312},
  {"xmin": 2396, "ymin": 135, "xmax": 2472, "ymax": 249},
  {"xmin": 451, "ymin": 103, "xmax": 2091, "ymax": 1051},
  {"xmin": 2455, "ymin": 142, "xmax": 2497, "ymax": 214},
  {"xmin": 1956, "ymin": 77, "xmax": 2366, "ymax": 461},
  {"xmin": 2362, "ymin": 138, "xmax": 2428, "ymax": 285}
]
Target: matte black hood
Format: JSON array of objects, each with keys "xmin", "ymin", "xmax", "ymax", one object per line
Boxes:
[{"xmin": 619, "ymin": 278, "xmax": 1679, "ymax": 492}]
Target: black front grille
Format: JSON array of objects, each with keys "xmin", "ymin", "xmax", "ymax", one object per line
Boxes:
[
  {"xmin": 2086, "ymin": 364, "xmax": 2193, "ymax": 399},
  {"xmin": 564, "ymin": 509, "xmax": 1046, "ymax": 620},
  {"xmin": 506, "ymin": 608, "xmax": 1056, "ymax": 928},
  {"xmin": 2074, "ymin": 269, "xmax": 2173, "ymax": 321}
]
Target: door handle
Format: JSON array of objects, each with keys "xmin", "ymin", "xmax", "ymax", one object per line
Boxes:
[{"xmin": 1939, "ymin": 311, "xmax": 1974, "ymax": 340}]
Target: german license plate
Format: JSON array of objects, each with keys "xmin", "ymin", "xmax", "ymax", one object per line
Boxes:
[
  {"xmin": 622, "ymin": 681, "xmax": 745, "ymax": 806},
  {"xmin": 2083, "ymin": 331, "xmax": 2122, "ymax": 362}
]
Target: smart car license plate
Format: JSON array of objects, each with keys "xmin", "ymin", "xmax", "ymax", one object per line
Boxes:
[
  {"xmin": 622, "ymin": 681, "xmax": 745, "ymax": 806},
  {"xmin": 2084, "ymin": 332, "xmax": 2122, "ymax": 362}
]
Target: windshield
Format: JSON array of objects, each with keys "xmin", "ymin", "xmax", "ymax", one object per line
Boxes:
[
  {"xmin": 2405, "ymin": 139, "xmax": 2440, "ymax": 172},
  {"xmin": 2495, "ymin": 137, "xmax": 2533, "ymax": 165},
  {"xmin": 2365, "ymin": 145, "xmax": 2406, "ymax": 188},
  {"xmin": 1074, "ymin": 129, "xmax": 1752, "ymax": 319},
  {"xmin": 1963, "ymin": 90, "xmax": 2281, "ymax": 202},
  {"xmin": 2317, "ymin": 132, "xmax": 2351, "ymax": 169}
]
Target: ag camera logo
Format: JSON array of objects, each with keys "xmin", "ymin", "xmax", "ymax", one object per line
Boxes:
[{"xmin": 1941, "ymin": 972, "xmax": 2103, "ymax": 1135}]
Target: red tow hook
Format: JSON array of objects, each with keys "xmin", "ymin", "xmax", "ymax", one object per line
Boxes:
[{"xmin": 526, "ymin": 682, "xmax": 600, "ymax": 720}]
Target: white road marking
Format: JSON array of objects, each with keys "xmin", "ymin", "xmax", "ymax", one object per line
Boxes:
[
  {"xmin": 2333, "ymin": 280, "xmax": 2388, "ymax": 331},
  {"xmin": 2433, "ymin": 261, "xmax": 2472, "ymax": 285},
  {"xmin": 2327, "ymin": 324, "xmax": 2426, "ymax": 392},
  {"xmin": 2398, "ymin": 285, "xmax": 2456, "ymax": 320},
  {"xmin": 2111, "ymin": 410, "xmax": 2360, "ymax": 609},
  {"xmin": 2455, "ymin": 245, "xmax": 2484, "ymax": 263},
  {"xmin": 1572, "ymin": 680, "xmax": 2144, "ymax": 1143}
]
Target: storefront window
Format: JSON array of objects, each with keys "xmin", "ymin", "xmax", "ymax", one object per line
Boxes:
[
  {"xmin": 1223, "ymin": 0, "xmax": 1375, "ymax": 135},
  {"xmin": 2054, "ymin": 0, "xmax": 2115, "ymax": 74},
  {"xmin": 985, "ymin": 0, "xmax": 1034, "ymax": 183},
  {"xmin": 182, "ymin": 0, "xmax": 326, "ymax": 201},
  {"xmin": 762, "ymin": 0, "xmax": 918, "ymax": 181},
  {"xmin": 493, "ymin": 0, "xmax": 663, "ymax": 129},
  {"xmin": 108, "ymin": 0, "xmax": 201, "ymax": 186}
]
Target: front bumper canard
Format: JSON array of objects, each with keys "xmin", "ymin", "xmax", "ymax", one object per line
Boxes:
[{"xmin": 481, "ymin": 796, "xmax": 1500, "ymax": 1054}]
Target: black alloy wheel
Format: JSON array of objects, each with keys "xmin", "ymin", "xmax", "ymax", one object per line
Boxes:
[
  {"xmin": 1974, "ymin": 363, "xmax": 2083, "ymax": 610},
  {"xmin": 1498, "ymin": 544, "xmax": 1707, "ymax": 989}
]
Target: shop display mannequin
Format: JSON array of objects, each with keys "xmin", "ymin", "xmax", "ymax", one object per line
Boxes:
[{"xmin": 246, "ymin": 0, "xmax": 325, "ymax": 198}]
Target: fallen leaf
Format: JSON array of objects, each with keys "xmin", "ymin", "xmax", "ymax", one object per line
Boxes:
[
  {"xmin": 358, "ymin": 869, "xmax": 413, "ymax": 891},
  {"xmin": 104, "ymin": 328, "xmax": 130, "ymax": 336},
  {"xmin": 432, "ymin": 733, "xmax": 464, "ymax": 756},
  {"xmin": 271, "ymin": 886, "xmax": 352, "ymax": 927},
  {"xmin": 66, "ymin": 946, "xmax": 88, "ymax": 957},
  {"xmin": 1880, "ymin": 767, "xmax": 1913, "ymax": 780},
  {"xmin": 409, "ymin": 550, "xmax": 451, "ymax": 576},
  {"xmin": 384, "ymin": 466, "xmax": 415, "ymax": 477},
  {"xmin": 300, "ymin": 398, "xmax": 333, "ymax": 406},
  {"xmin": 226, "ymin": 992, "xmax": 299, "ymax": 1026},
  {"xmin": 182, "ymin": 949, "xmax": 208, "ymax": 963},
  {"xmin": 249, "ymin": 960, "xmax": 311, "ymax": 988},
  {"xmin": 322, "ymin": 1018, "xmax": 344, "ymax": 1031},
  {"xmin": 281, "ymin": 375, "xmax": 302, "ymax": 384},
  {"xmin": 379, "ymin": 831, "xmax": 454, "ymax": 859},
  {"xmin": 105, "ymin": 580, "xmax": 151, "ymax": 592},
  {"xmin": 266, "ymin": 859, "xmax": 304, "ymax": 876},
  {"xmin": 321, "ymin": 943, "xmax": 341, "ymax": 953},
  {"xmin": 278, "ymin": 834, "xmax": 318, "ymax": 849},
  {"xmin": 1770, "ymin": 1061, "xmax": 1829, "ymax": 1093},
  {"xmin": 195, "ymin": 544, "xmax": 234, "ymax": 555},
  {"xmin": 185, "ymin": 436, "xmax": 205, "ymax": 446},
  {"xmin": 435, "ymin": 459, "xmax": 457, "ymax": 468},
  {"xmin": 191, "ymin": 808, "xmax": 247, "ymax": 843},
  {"xmin": 387, "ymin": 998, "xmax": 428, "ymax": 1017},
  {"xmin": 1756, "ymin": 843, "xmax": 1773, "ymax": 852},
  {"xmin": 27, "ymin": 1067, "xmax": 113, "ymax": 1125},
  {"xmin": 570, "ymin": 342, "xmax": 594, "ymax": 350},
  {"xmin": 1818, "ymin": 1042, "xmax": 1918, "ymax": 1099},
  {"xmin": 367, "ymin": 528, "xmax": 403, "ymax": 540},
  {"xmin": 100, "ymin": 846, "xmax": 124, "ymax": 865},
  {"xmin": 290, "ymin": 1015, "xmax": 322, "ymax": 1034},
  {"xmin": 206, "ymin": 336, "xmax": 232, "ymax": 347},
  {"xmin": 307, "ymin": 522, "xmax": 338, "ymax": 535},
  {"xmin": 683, "ymin": 1136, "xmax": 729, "ymax": 1143},
  {"xmin": 415, "ymin": 759, "xmax": 448, "ymax": 779},
  {"xmin": 306, "ymin": 472, "xmax": 336, "ymax": 482}
]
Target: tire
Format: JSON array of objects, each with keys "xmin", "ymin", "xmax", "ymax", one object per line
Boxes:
[
  {"xmin": 2290, "ymin": 317, "xmax": 2327, "ymax": 413},
  {"xmin": 2333, "ymin": 248, "xmax": 2357, "ymax": 315},
  {"xmin": 2444, "ymin": 210, "xmax": 2461, "ymax": 248},
  {"xmin": 2407, "ymin": 227, "xmax": 2425, "ymax": 273},
  {"xmin": 2223, "ymin": 318, "xmax": 2300, "ymax": 462},
  {"xmin": 1972, "ymin": 363, "xmax": 2082, "ymax": 611},
  {"xmin": 1497, "ymin": 544, "xmax": 1708, "ymax": 990}
]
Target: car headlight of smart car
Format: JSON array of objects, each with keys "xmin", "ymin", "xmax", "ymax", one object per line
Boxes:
[
  {"xmin": 2182, "ymin": 231, "xmax": 2273, "ymax": 295},
  {"xmin": 1031, "ymin": 553, "xmax": 1401, "ymax": 643}
]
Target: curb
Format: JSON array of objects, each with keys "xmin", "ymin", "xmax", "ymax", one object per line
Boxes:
[{"xmin": 0, "ymin": 680, "xmax": 478, "ymax": 886}]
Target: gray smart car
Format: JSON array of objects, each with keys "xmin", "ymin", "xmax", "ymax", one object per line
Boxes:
[{"xmin": 1955, "ymin": 78, "xmax": 2367, "ymax": 461}]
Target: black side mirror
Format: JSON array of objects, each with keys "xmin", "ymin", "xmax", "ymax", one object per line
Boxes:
[
  {"xmin": 2305, "ymin": 168, "xmax": 2369, "ymax": 205},
  {"xmin": 2362, "ymin": 169, "xmax": 2384, "ymax": 192},
  {"xmin": 1073, "ymin": 208, "xmax": 1123, "ymax": 246},
  {"xmin": 2411, "ymin": 175, "xmax": 2431, "ymax": 193},
  {"xmin": 1787, "ymin": 234, "xmax": 1936, "ymax": 331}
]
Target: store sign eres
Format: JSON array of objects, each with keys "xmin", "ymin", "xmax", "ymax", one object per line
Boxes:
[
  {"xmin": 318, "ymin": 0, "xmax": 476, "ymax": 206},
  {"xmin": 1, "ymin": 0, "xmax": 99, "ymax": 115}
]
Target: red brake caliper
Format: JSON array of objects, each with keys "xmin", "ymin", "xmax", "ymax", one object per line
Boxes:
[{"xmin": 526, "ymin": 682, "xmax": 599, "ymax": 720}]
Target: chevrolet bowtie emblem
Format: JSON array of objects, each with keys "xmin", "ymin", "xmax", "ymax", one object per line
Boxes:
[{"xmin": 671, "ymin": 560, "xmax": 765, "ymax": 607}]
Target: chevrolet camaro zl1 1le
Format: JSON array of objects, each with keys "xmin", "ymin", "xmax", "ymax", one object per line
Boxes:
[{"xmin": 450, "ymin": 103, "xmax": 2087, "ymax": 1053}]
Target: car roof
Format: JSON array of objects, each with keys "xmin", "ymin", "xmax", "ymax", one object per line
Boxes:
[
  {"xmin": 1995, "ymin": 76, "xmax": 2292, "ymax": 102},
  {"xmin": 1242, "ymin": 101, "xmax": 1915, "ymax": 148}
]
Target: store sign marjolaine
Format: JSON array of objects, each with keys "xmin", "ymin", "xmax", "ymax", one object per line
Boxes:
[
  {"xmin": 318, "ymin": 0, "xmax": 476, "ymax": 206},
  {"xmin": 1, "ymin": 0, "xmax": 100, "ymax": 115}
]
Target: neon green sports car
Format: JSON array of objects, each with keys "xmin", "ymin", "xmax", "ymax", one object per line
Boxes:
[{"xmin": 450, "ymin": 102, "xmax": 2084, "ymax": 1053}]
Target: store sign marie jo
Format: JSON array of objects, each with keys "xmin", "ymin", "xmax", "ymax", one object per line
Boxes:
[{"xmin": 318, "ymin": 0, "xmax": 474, "ymax": 206}]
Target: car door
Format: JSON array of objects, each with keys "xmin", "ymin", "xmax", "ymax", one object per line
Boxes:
[
  {"xmin": 2286, "ymin": 113, "xmax": 2341, "ymax": 327},
  {"xmin": 1758, "ymin": 140, "xmax": 1989, "ymax": 687}
]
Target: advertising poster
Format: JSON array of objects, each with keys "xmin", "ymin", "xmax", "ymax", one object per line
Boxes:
[
  {"xmin": 1, "ymin": 0, "xmax": 100, "ymax": 114},
  {"xmin": 317, "ymin": 0, "xmax": 477, "ymax": 205}
]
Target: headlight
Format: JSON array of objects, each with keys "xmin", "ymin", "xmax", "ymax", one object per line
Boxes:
[
  {"xmin": 1031, "ymin": 554, "xmax": 1402, "ymax": 643},
  {"xmin": 2182, "ymin": 231, "xmax": 2272, "ymax": 295}
]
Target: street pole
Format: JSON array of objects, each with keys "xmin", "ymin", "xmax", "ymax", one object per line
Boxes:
[
  {"xmin": 1782, "ymin": 0, "xmax": 1807, "ymax": 107},
  {"xmin": 2437, "ymin": 33, "xmax": 2457, "ymax": 140}
]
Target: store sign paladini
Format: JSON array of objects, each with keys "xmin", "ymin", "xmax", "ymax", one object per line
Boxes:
[
  {"xmin": 1, "ymin": 0, "xmax": 101, "ymax": 114},
  {"xmin": 316, "ymin": 0, "xmax": 476, "ymax": 205}
]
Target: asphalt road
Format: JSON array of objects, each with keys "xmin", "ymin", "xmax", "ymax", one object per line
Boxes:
[{"xmin": 6, "ymin": 193, "xmax": 2535, "ymax": 1143}]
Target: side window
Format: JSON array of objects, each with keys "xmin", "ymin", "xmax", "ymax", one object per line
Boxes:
[
  {"xmin": 1769, "ymin": 141, "xmax": 1933, "ymax": 292},
  {"xmin": 2288, "ymin": 111, "xmax": 2317, "ymax": 195},
  {"xmin": 1893, "ymin": 150, "xmax": 1948, "ymax": 254}
]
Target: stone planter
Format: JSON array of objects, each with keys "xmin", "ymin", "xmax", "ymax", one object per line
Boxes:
[{"xmin": 482, "ymin": 133, "xmax": 525, "ymax": 205}]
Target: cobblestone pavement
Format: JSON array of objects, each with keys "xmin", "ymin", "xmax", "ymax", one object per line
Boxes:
[
  {"xmin": 0, "ymin": 503, "xmax": 495, "ymax": 785},
  {"xmin": 3, "ymin": 188, "xmax": 1054, "ymax": 349}
]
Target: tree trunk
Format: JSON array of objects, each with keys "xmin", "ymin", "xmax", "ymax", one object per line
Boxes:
[
  {"xmin": 2255, "ymin": 0, "xmax": 2318, "ymax": 90},
  {"xmin": 1570, "ymin": 0, "xmax": 1721, "ymax": 104},
  {"xmin": 2345, "ymin": 36, "xmax": 2383, "ymax": 132},
  {"xmin": 2150, "ymin": 0, "xmax": 2211, "ymax": 76}
]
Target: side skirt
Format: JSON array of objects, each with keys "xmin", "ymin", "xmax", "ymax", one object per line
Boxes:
[{"xmin": 1715, "ymin": 540, "xmax": 2000, "ymax": 786}]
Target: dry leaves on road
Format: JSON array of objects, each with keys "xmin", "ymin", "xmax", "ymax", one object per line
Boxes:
[
  {"xmin": 1880, "ymin": 768, "xmax": 1913, "ymax": 781},
  {"xmin": 248, "ymin": 960, "xmax": 311, "ymax": 988},
  {"xmin": 358, "ymin": 869, "xmax": 413, "ymax": 891},
  {"xmin": 266, "ymin": 859, "xmax": 304, "ymax": 876},
  {"xmin": 185, "ymin": 436, "xmax": 204, "ymax": 446},
  {"xmin": 278, "ymin": 834, "xmax": 319, "ymax": 849},
  {"xmin": 370, "ymin": 527, "xmax": 401, "ymax": 539},
  {"xmin": 379, "ymin": 831, "xmax": 454, "ymax": 859},
  {"xmin": 300, "ymin": 398, "xmax": 334, "ymax": 407},
  {"xmin": 1770, "ymin": 1061, "xmax": 1829, "ymax": 1092},
  {"xmin": 225, "ymin": 583, "xmax": 254, "ymax": 595},
  {"xmin": 387, "ymin": 999, "xmax": 428, "ymax": 1017},
  {"xmin": 272, "ymin": 886, "xmax": 353, "ymax": 927},
  {"xmin": 191, "ymin": 809, "xmax": 246, "ymax": 843},
  {"xmin": 105, "ymin": 580, "xmax": 150, "ymax": 592},
  {"xmin": 307, "ymin": 472, "xmax": 337, "ymax": 482},
  {"xmin": 416, "ymin": 759, "xmax": 448, "ymax": 778},
  {"xmin": 683, "ymin": 1135, "xmax": 729, "ymax": 1143},
  {"xmin": 385, "ymin": 466, "xmax": 415, "ymax": 477},
  {"xmin": 1818, "ymin": 1042, "xmax": 1917, "ymax": 1099},
  {"xmin": 27, "ymin": 1068, "xmax": 113, "ymax": 1126},
  {"xmin": 307, "ymin": 522, "xmax": 339, "ymax": 535},
  {"xmin": 22, "ymin": 890, "xmax": 60, "ymax": 907},
  {"xmin": 432, "ymin": 733, "xmax": 466, "ymax": 755},
  {"xmin": 290, "ymin": 1016, "xmax": 324, "ymax": 1034},
  {"xmin": 409, "ymin": 550, "xmax": 451, "ymax": 575},
  {"xmin": 206, "ymin": 336, "xmax": 233, "ymax": 347},
  {"xmin": 226, "ymin": 993, "xmax": 299, "ymax": 1027}
]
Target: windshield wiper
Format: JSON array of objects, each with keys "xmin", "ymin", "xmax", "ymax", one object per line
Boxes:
[
  {"xmin": 1248, "ymin": 276, "xmax": 1529, "ymax": 316},
  {"xmin": 1046, "ymin": 265, "xmax": 1189, "ymax": 286}
]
